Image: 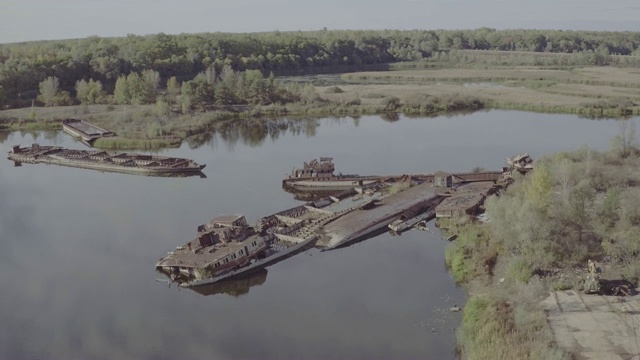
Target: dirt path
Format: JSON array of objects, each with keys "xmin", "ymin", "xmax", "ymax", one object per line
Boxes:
[{"xmin": 542, "ymin": 290, "xmax": 640, "ymax": 359}]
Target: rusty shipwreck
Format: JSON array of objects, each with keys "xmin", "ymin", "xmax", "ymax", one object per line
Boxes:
[
  {"xmin": 282, "ymin": 157, "xmax": 383, "ymax": 189},
  {"xmin": 8, "ymin": 144, "xmax": 205, "ymax": 176},
  {"xmin": 157, "ymin": 154, "xmax": 533, "ymax": 288}
]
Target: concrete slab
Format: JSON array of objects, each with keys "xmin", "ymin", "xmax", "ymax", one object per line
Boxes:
[{"xmin": 544, "ymin": 290, "xmax": 640, "ymax": 359}]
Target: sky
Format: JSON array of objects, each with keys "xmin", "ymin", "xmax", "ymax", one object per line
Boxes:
[{"xmin": 0, "ymin": 0, "xmax": 639, "ymax": 44}]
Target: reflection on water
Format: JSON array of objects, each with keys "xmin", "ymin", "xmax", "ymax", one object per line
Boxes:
[
  {"xmin": 189, "ymin": 118, "xmax": 323, "ymax": 149},
  {"xmin": 187, "ymin": 269, "xmax": 268, "ymax": 297},
  {"xmin": 0, "ymin": 112, "xmax": 636, "ymax": 360}
]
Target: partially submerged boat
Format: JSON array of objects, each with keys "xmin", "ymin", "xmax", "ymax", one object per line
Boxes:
[
  {"xmin": 156, "ymin": 184, "xmax": 402, "ymax": 286},
  {"xmin": 388, "ymin": 201, "xmax": 438, "ymax": 233},
  {"xmin": 157, "ymin": 214, "xmax": 274, "ymax": 286},
  {"xmin": 7, "ymin": 144, "xmax": 205, "ymax": 176},
  {"xmin": 283, "ymin": 157, "xmax": 382, "ymax": 189},
  {"xmin": 317, "ymin": 182, "xmax": 442, "ymax": 249},
  {"xmin": 187, "ymin": 269, "xmax": 268, "ymax": 297},
  {"xmin": 157, "ymin": 153, "xmax": 533, "ymax": 288},
  {"xmin": 62, "ymin": 119, "xmax": 116, "ymax": 145},
  {"xmin": 156, "ymin": 208, "xmax": 325, "ymax": 287},
  {"xmin": 506, "ymin": 153, "xmax": 534, "ymax": 173}
]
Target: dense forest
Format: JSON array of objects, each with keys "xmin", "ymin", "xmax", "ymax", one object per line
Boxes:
[{"xmin": 1, "ymin": 28, "xmax": 640, "ymax": 109}]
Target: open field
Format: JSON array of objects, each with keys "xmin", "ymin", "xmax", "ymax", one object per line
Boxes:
[{"xmin": 326, "ymin": 66, "xmax": 640, "ymax": 115}]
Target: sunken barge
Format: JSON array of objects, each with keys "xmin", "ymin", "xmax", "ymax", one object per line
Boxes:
[
  {"xmin": 156, "ymin": 211, "xmax": 323, "ymax": 287},
  {"xmin": 8, "ymin": 144, "xmax": 205, "ymax": 176},
  {"xmin": 158, "ymin": 154, "xmax": 533, "ymax": 288},
  {"xmin": 62, "ymin": 119, "xmax": 116, "ymax": 146}
]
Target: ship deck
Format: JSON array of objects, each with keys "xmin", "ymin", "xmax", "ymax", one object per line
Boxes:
[
  {"xmin": 317, "ymin": 182, "xmax": 440, "ymax": 249},
  {"xmin": 62, "ymin": 119, "xmax": 115, "ymax": 141}
]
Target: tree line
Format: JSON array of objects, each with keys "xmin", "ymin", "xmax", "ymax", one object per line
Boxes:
[
  {"xmin": 36, "ymin": 64, "xmax": 298, "ymax": 113},
  {"xmin": 1, "ymin": 28, "xmax": 640, "ymax": 108}
]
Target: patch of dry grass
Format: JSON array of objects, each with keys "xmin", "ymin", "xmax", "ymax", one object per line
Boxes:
[{"xmin": 323, "ymin": 66, "xmax": 640, "ymax": 115}]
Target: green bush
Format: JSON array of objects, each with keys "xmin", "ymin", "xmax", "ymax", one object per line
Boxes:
[
  {"xmin": 507, "ymin": 257, "xmax": 533, "ymax": 283},
  {"xmin": 324, "ymin": 86, "xmax": 344, "ymax": 94}
]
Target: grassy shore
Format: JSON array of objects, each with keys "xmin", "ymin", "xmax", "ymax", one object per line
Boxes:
[
  {"xmin": 333, "ymin": 65, "xmax": 640, "ymax": 117},
  {"xmin": 440, "ymin": 139, "xmax": 640, "ymax": 359},
  {"xmin": 1, "ymin": 63, "xmax": 639, "ymax": 149}
]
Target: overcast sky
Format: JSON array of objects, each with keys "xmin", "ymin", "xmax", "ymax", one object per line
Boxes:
[{"xmin": 1, "ymin": 0, "xmax": 639, "ymax": 44}]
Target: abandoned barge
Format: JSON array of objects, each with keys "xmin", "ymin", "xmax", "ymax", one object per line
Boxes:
[
  {"xmin": 62, "ymin": 119, "xmax": 116, "ymax": 145},
  {"xmin": 158, "ymin": 154, "xmax": 532, "ymax": 288},
  {"xmin": 156, "ymin": 182, "xmax": 408, "ymax": 287},
  {"xmin": 8, "ymin": 144, "xmax": 205, "ymax": 176},
  {"xmin": 283, "ymin": 157, "xmax": 382, "ymax": 188},
  {"xmin": 156, "ymin": 210, "xmax": 324, "ymax": 287}
]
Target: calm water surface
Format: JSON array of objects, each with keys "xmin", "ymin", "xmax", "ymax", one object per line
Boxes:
[{"xmin": 0, "ymin": 111, "xmax": 633, "ymax": 359}]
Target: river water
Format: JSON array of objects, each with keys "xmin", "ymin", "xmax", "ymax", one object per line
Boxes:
[{"xmin": 0, "ymin": 110, "xmax": 632, "ymax": 359}]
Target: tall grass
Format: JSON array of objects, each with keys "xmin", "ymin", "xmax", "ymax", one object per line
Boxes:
[
  {"xmin": 93, "ymin": 137, "xmax": 181, "ymax": 150},
  {"xmin": 0, "ymin": 119, "xmax": 63, "ymax": 131},
  {"xmin": 457, "ymin": 293, "xmax": 568, "ymax": 360}
]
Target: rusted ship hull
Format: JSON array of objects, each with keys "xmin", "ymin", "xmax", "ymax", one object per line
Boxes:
[
  {"xmin": 157, "ymin": 155, "xmax": 527, "ymax": 290},
  {"xmin": 283, "ymin": 177, "xmax": 381, "ymax": 188},
  {"xmin": 181, "ymin": 236, "xmax": 317, "ymax": 288},
  {"xmin": 62, "ymin": 119, "xmax": 116, "ymax": 143},
  {"xmin": 284, "ymin": 157, "xmax": 386, "ymax": 189},
  {"xmin": 317, "ymin": 183, "xmax": 444, "ymax": 250},
  {"xmin": 388, "ymin": 211, "xmax": 435, "ymax": 233},
  {"xmin": 188, "ymin": 269, "xmax": 268, "ymax": 296},
  {"xmin": 8, "ymin": 144, "xmax": 206, "ymax": 176}
]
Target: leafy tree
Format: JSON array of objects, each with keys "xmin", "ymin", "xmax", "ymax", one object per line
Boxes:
[
  {"xmin": 87, "ymin": 79, "xmax": 104, "ymax": 104},
  {"xmin": 215, "ymin": 65, "xmax": 238, "ymax": 105},
  {"xmin": 141, "ymin": 69, "xmax": 160, "ymax": 103},
  {"xmin": 204, "ymin": 66, "xmax": 216, "ymax": 85},
  {"xmin": 525, "ymin": 165, "xmax": 553, "ymax": 213},
  {"xmin": 38, "ymin": 76, "xmax": 60, "ymax": 106},
  {"xmin": 155, "ymin": 98, "xmax": 170, "ymax": 117},
  {"xmin": 75, "ymin": 78, "xmax": 103, "ymax": 104},
  {"xmin": 165, "ymin": 76, "xmax": 181, "ymax": 109},
  {"xmin": 181, "ymin": 75, "xmax": 214, "ymax": 111},
  {"xmin": 113, "ymin": 76, "xmax": 130, "ymax": 104},
  {"xmin": 166, "ymin": 76, "xmax": 181, "ymax": 98},
  {"xmin": 0, "ymin": 85, "xmax": 5, "ymax": 108},
  {"xmin": 76, "ymin": 79, "xmax": 90, "ymax": 103},
  {"xmin": 598, "ymin": 187, "xmax": 621, "ymax": 229},
  {"xmin": 126, "ymin": 72, "xmax": 146, "ymax": 104}
]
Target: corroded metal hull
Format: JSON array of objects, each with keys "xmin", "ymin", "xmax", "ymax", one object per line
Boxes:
[
  {"xmin": 62, "ymin": 119, "xmax": 116, "ymax": 142},
  {"xmin": 183, "ymin": 236, "xmax": 317, "ymax": 288},
  {"xmin": 8, "ymin": 144, "xmax": 206, "ymax": 177},
  {"xmin": 283, "ymin": 177, "xmax": 381, "ymax": 188},
  {"xmin": 388, "ymin": 211, "xmax": 435, "ymax": 233}
]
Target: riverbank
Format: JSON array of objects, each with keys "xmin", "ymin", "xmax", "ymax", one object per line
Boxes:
[
  {"xmin": 441, "ymin": 139, "xmax": 640, "ymax": 359},
  {"xmin": 2, "ymin": 64, "xmax": 639, "ymax": 150}
]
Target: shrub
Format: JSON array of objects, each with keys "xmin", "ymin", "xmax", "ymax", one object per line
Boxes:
[
  {"xmin": 324, "ymin": 86, "xmax": 344, "ymax": 94},
  {"xmin": 383, "ymin": 96, "xmax": 401, "ymax": 111}
]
